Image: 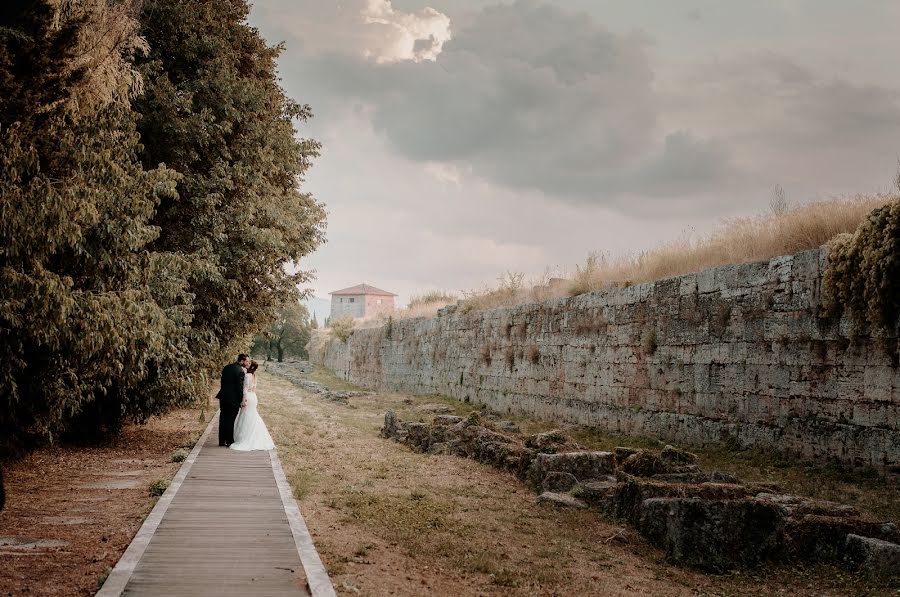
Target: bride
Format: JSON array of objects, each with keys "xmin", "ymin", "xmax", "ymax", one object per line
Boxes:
[{"xmin": 230, "ymin": 360, "xmax": 275, "ymax": 451}]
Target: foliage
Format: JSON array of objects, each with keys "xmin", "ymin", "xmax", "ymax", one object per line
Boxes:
[
  {"xmin": 134, "ymin": 0, "xmax": 325, "ymax": 375},
  {"xmin": 822, "ymin": 198, "xmax": 900, "ymax": 338},
  {"xmin": 0, "ymin": 0, "xmax": 325, "ymax": 453},
  {"xmin": 330, "ymin": 316, "xmax": 356, "ymax": 343},
  {"xmin": 408, "ymin": 291, "xmax": 457, "ymax": 308},
  {"xmin": 149, "ymin": 478, "xmax": 170, "ymax": 497},
  {"xmin": 0, "ymin": 1, "xmax": 196, "ymax": 448},
  {"xmin": 253, "ymin": 302, "xmax": 311, "ymax": 361}
]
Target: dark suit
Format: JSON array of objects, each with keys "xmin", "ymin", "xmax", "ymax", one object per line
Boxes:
[{"xmin": 218, "ymin": 362, "xmax": 245, "ymax": 445}]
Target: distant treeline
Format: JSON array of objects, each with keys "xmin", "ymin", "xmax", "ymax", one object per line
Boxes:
[{"xmin": 0, "ymin": 0, "xmax": 325, "ymax": 453}]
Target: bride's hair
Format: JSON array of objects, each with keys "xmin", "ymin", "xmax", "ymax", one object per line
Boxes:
[{"xmin": 247, "ymin": 360, "xmax": 259, "ymax": 374}]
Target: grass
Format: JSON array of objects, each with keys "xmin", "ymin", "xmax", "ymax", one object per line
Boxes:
[
  {"xmin": 96, "ymin": 567, "xmax": 111, "ymax": 590},
  {"xmin": 500, "ymin": 414, "xmax": 900, "ymax": 521},
  {"xmin": 170, "ymin": 448, "xmax": 189, "ymax": 463},
  {"xmin": 303, "ymin": 365, "xmax": 365, "ymax": 393},
  {"xmin": 453, "ymin": 194, "xmax": 897, "ymax": 313},
  {"xmin": 289, "ymin": 469, "xmax": 319, "ymax": 500},
  {"xmin": 148, "ymin": 479, "xmax": 169, "ymax": 497},
  {"xmin": 259, "ymin": 366, "xmax": 890, "ymax": 596}
]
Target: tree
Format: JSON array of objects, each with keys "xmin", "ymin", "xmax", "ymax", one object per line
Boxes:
[
  {"xmin": 134, "ymin": 0, "xmax": 326, "ymax": 374},
  {"xmin": 310, "ymin": 313, "xmax": 319, "ymax": 330},
  {"xmin": 253, "ymin": 302, "xmax": 311, "ymax": 362},
  {"xmin": 0, "ymin": 0, "xmax": 197, "ymax": 448}
]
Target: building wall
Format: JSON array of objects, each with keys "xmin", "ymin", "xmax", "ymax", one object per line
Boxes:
[
  {"xmin": 331, "ymin": 294, "xmax": 396, "ymax": 319},
  {"xmin": 365, "ymin": 295, "xmax": 395, "ymax": 318},
  {"xmin": 313, "ymin": 249, "xmax": 900, "ymax": 470},
  {"xmin": 330, "ymin": 294, "xmax": 366, "ymax": 319}
]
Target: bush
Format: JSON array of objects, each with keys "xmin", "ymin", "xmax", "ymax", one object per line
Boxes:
[
  {"xmin": 329, "ymin": 316, "xmax": 356, "ymax": 343},
  {"xmin": 823, "ymin": 198, "xmax": 900, "ymax": 338},
  {"xmin": 149, "ymin": 479, "xmax": 170, "ymax": 497},
  {"xmin": 170, "ymin": 448, "xmax": 189, "ymax": 463}
]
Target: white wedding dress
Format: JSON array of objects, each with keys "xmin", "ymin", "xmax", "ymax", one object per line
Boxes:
[{"xmin": 230, "ymin": 372, "xmax": 275, "ymax": 451}]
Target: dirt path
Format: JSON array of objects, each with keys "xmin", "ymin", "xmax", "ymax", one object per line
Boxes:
[
  {"xmin": 0, "ymin": 403, "xmax": 208, "ymax": 596},
  {"xmin": 260, "ymin": 366, "xmax": 878, "ymax": 596}
]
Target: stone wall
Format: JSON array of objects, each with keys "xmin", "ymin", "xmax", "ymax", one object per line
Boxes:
[{"xmin": 312, "ymin": 249, "xmax": 900, "ymax": 469}]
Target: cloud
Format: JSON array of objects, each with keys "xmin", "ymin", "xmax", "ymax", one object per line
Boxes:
[
  {"xmin": 284, "ymin": 1, "xmax": 748, "ymax": 214},
  {"xmin": 361, "ymin": 0, "xmax": 451, "ymax": 63},
  {"xmin": 669, "ymin": 52, "xmax": 900, "ymax": 196}
]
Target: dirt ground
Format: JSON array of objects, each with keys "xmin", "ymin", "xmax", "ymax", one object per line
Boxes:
[
  {"xmin": 261, "ymin": 365, "xmax": 895, "ymax": 597},
  {"xmin": 0, "ymin": 402, "xmax": 209, "ymax": 596}
]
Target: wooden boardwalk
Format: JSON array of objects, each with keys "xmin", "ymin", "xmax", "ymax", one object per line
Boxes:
[{"xmin": 98, "ymin": 414, "xmax": 334, "ymax": 597}]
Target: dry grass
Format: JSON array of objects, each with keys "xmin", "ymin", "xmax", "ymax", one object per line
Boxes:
[
  {"xmin": 261, "ymin": 365, "xmax": 886, "ymax": 596},
  {"xmin": 452, "ymin": 194, "xmax": 897, "ymax": 314}
]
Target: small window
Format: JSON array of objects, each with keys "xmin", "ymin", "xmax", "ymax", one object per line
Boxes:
[
  {"xmin": 349, "ymin": 297, "xmax": 355, "ymax": 303},
  {"xmin": 340, "ymin": 298, "xmax": 343, "ymax": 303}
]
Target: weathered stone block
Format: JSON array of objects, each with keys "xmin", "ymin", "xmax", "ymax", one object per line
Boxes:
[
  {"xmin": 638, "ymin": 497, "xmax": 785, "ymax": 572},
  {"xmin": 537, "ymin": 491, "xmax": 589, "ymax": 509},
  {"xmin": 543, "ymin": 471, "xmax": 578, "ymax": 493},
  {"xmin": 528, "ymin": 451, "xmax": 616, "ymax": 489},
  {"xmin": 844, "ymin": 534, "xmax": 900, "ymax": 581}
]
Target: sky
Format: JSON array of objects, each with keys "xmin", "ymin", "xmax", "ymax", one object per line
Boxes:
[{"xmin": 248, "ymin": 0, "xmax": 900, "ymax": 309}]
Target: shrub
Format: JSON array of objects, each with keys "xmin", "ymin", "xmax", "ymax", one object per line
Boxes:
[
  {"xmin": 149, "ymin": 479, "xmax": 170, "ymax": 497},
  {"xmin": 329, "ymin": 316, "xmax": 356, "ymax": 343},
  {"xmin": 171, "ymin": 448, "xmax": 189, "ymax": 463},
  {"xmin": 823, "ymin": 198, "xmax": 900, "ymax": 339}
]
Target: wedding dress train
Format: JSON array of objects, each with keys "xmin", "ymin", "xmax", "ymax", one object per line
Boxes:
[{"xmin": 230, "ymin": 373, "xmax": 275, "ymax": 451}]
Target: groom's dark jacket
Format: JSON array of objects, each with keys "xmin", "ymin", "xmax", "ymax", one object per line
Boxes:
[{"xmin": 218, "ymin": 362, "xmax": 245, "ymax": 407}]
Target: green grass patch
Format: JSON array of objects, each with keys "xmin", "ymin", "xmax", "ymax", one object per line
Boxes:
[
  {"xmin": 289, "ymin": 469, "xmax": 319, "ymax": 501},
  {"xmin": 148, "ymin": 479, "xmax": 169, "ymax": 497}
]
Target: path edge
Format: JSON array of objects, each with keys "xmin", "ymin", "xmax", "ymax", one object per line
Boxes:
[
  {"xmin": 95, "ymin": 411, "xmax": 218, "ymax": 596},
  {"xmin": 270, "ymin": 448, "xmax": 337, "ymax": 597}
]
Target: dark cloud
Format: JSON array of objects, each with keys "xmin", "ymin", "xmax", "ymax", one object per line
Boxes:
[{"xmin": 289, "ymin": 0, "xmax": 744, "ymax": 212}]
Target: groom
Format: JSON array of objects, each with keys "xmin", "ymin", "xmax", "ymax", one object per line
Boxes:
[{"xmin": 218, "ymin": 354, "xmax": 249, "ymax": 446}]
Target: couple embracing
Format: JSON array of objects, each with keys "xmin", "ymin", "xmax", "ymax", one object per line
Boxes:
[{"xmin": 217, "ymin": 353, "xmax": 275, "ymax": 451}]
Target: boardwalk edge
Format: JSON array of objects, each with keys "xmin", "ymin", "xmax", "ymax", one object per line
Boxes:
[
  {"xmin": 95, "ymin": 411, "xmax": 218, "ymax": 596},
  {"xmin": 270, "ymin": 448, "xmax": 337, "ymax": 597}
]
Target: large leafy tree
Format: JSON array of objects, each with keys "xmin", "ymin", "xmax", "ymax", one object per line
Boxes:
[
  {"xmin": 253, "ymin": 302, "xmax": 311, "ymax": 362},
  {"xmin": 134, "ymin": 0, "xmax": 326, "ymax": 372},
  {"xmin": 0, "ymin": 0, "xmax": 195, "ymax": 449}
]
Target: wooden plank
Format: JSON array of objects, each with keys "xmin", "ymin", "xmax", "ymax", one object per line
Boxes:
[{"xmin": 106, "ymin": 420, "xmax": 314, "ymax": 596}]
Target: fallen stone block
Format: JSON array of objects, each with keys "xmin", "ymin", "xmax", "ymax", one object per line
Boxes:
[
  {"xmin": 845, "ymin": 534, "xmax": 900, "ymax": 581},
  {"xmin": 537, "ymin": 492, "xmax": 588, "ymax": 509},
  {"xmin": 782, "ymin": 514, "xmax": 900, "ymax": 563},
  {"xmin": 404, "ymin": 422, "xmax": 430, "ymax": 451},
  {"xmin": 525, "ymin": 429, "xmax": 573, "ymax": 453},
  {"xmin": 381, "ymin": 410, "xmax": 399, "ymax": 438},
  {"xmin": 433, "ymin": 415, "xmax": 463, "ymax": 426},
  {"xmin": 610, "ymin": 476, "xmax": 749, "ymax": 524},
  {"xmin": 528, "ymin": 451, "xmax": 616, "ymax": 489},
  {"xmin": 755, "ymin": 493, "xmax": 858, "ymax": 518},
  {"xmin": 614, "ymin": 447, "xmax": 641, "ymax": 465},
  {"xmin": 578, "ymin": 480, "xmax": 618, "ymax": 508},
  {"xmin": 543, "ymin": 471, "xmax": 578, "ymax": 493},
  {"xmin": 660, "ymin": 445, "xmax": 699, "ymax": 467},
  {"xmin": 638, "ymin": 497, "xmax": 785, "ymax": 572},
  {"xmin": 621, "ymin": 451, "xmax": 673, "ymax": 477}
]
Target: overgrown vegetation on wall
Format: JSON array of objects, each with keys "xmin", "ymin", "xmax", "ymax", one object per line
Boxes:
[
  {"xmin": 401, "ymin": 194, "xmax": 896, "ymax": 317},
  {"xmin": 0, "ymin": 0, "xmax": 324, "ymax": 453},
  {"xmin": 823, "ymin": 198, "xmax": 900, "ymax": 340}
]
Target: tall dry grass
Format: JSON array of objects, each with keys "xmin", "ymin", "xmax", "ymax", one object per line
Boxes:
[
  {"xmin": 467, "ymin": 193, "xmax": 898, "ymax": 311},
  {"xmin": 569, "ymin": 193, "xmax": 896, "ymax": 292}
]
